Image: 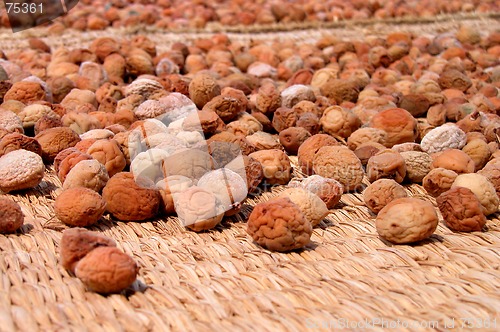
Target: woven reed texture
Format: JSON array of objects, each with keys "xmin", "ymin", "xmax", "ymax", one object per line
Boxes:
[
  {"xmin": 1, "ymin": 155, "xmax": 499, "ymax": 331},
  {"xmin": 1, "ymin": 12, "xmax": 500, "ymax": 331}
]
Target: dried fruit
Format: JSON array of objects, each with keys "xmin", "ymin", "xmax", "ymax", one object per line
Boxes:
[
  {"xmin": 297, "ymin": 134, "xmax": 338, "ymax": 175},
  {"xmin": 0, "ymin": 197, "xmax": 24, "ymax": 233},
  {"xmin": 369, "ymin": 108, "xmax": 418, "ymax": 147},
  {"xmin": 376, "ymin": 198, "xmax": 438, "ymax": 244},
  {"xmin": 75, "ymin": 247, "xmax": 139, "ymax": 294},
  {"xmin": 420, "ymin": 123, "xmax": 467, "ymax": 154},
  {"xmin": 366, "ymin": 149, "xmax": 406, "ymax": 183},
  {"xmin": 54, "ymin": 187, "xmax": 106, "ymax": 227},
  {"xmin": 278, "ymin": 187, "xmax": 329, "ymax": 226},
  {"xmin": 35, "ymin": 127, "xmax": 81, "ymax": 162},
  {"xmin": 174, "ymin": 186, "xmax": 224, "ymax": 232},
  {"xmin": 363, "ymin": 179, "xmax": 408, "ymax": 214},
  {"xmin": 247, "ymin": 197, "xmax": 312, "ymax": 252},
  {"xmin": 249, "ymin": 149, "xmax": 291, "ymax": 185},
  {"xmin": 437, "ymin": 187, "xmax": 486, "ymax": 232},
  {"xmin": 60, "ymin": 228, "xmax": 116, "ymax": 273},
  {"xmin": 102, "ymin": 172, "xmax": 160, "ymax": 221},
  {"xmin": 431, "ymin": 149, "xmax": 475, "ymax": 174},
  {"xmin": 0, "ymin": 149, "xmax": 44, "ymax": 193},
  {"xmin": 313, "ymin": 145, "xmax": 364, "ymax": 191},
  {"xmin": 451, "ymin": 173, "xmax": 499, "ymax": 215}
]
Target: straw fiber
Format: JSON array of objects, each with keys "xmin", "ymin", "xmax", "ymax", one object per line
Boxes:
[
  {"xmin": 1, "ymin": 155, "xmax": 499, "ymax": 331},
  {"xmin": 1, "ymin": 12, "xmax": 500, "ymax": 331}
]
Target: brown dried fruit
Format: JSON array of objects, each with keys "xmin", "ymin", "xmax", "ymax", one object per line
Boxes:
[
  {"xmin": 354, "ymin": 142, "xmax": 386, "ymax": 166},
  {"xmin": 0, "ymin": 197, "xmax": 24, "ymax": 233},
  {"xmin": 376, "ymin": 198, "xmax": 439, "ymax": 244},
  {"xmin": 438, "ymin": 69, "xmax": 472, "ymax": 92},
  {"xmin": 431, "ymin": 149, "xmax": 475, "ymax": 174},
  {"xmin": 203, "ymin": 95, "xmax": 244, "ymax": 123},
  {"xmin": 451, "ymin": 173, "xmax": 499, "ymax": 215},
  {"xmin": 363, "ymin": 179, "xmax": 408, "ymax": 214},
  {"xmin": 313, "ymin": 145, "xmax": 364, "ymax": 192},
  {"xmin": 3, "ymin": 81, "xmax": 47, "ymax": 104},
  {"xmin": 437, "ymin": 187, "xmax": 486, "ymax": 232},
  {"xmin": 249, "ymin": 149, "xmax": 291, "ymax": 185},
  {"xmin": 279, "ymin": 126, "xmax": 311, "ymax": 155},
  {"xmin": 320, "ymin": 79, "xmax": 359, "ymax": 104},
  {"xmin": 367, "ymin": 149, "xmax": 406, "ymax": 183},
  {"xmin": 102, "ymin": 172, "xmax": 160, "ymax": 221},
  {"xmin": 271, "ymin": 107, "xmax": 297, "ymax": 133},
  {"xmin": 246, "ymin": 131, "xmax": 281, "ymax": 151},
  {"xmin": 369, "ymin": 108, "xmax": 418, "ymax": 147},
  {"xmin": 57, "ymin": 150, "xmax": 93, "ymax": 184},
  {"xmin": 87, "ymin": 139, "xmax": 126, "ymax": 178},
  {"xmin": 297, "ymin": 134, "xmax": 338, "ymax": 175},
  {"xmin": 189, "ymin": 72, "xmax": 221, "ymax": 109},
  {"xmin": 60, "ymin": 228, "xmax": 116, "ymax": 274},
  {"xmin": 0, "ymin": 132, "xmax": 41, "ymax": 157},
  {"xmin": 35, "ymin": 127, "xmax": 81, "ymax": 162},
  {"xmin": 422, "ymin": 168, "xmax": 458, "ymax": 197},
  {"xmin": 247, "ymin": 197, "xmax": 312, "ymax": 252},
  {"xmin": 347, "ymin": 127, "xmax": 387, "ymax": 151},
  {"xmin": 54, "ymin": 187, "xmax": 106, "ymax": 227},
  {"xmin": 225, "ymin": 155, "xmax": 264, "ymax": 194},
  {"xmin": 75, "ymin": 247, "xmax": 139, "ymax": 294},
  {"xmin": 462, "ymin": 139, "xmax": 491, "ymax": 171}
]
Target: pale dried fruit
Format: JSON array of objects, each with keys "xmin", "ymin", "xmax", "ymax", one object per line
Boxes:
[
  {"xmin": 420, "ymin": 123, "xmax": 467, "ymax": 154},
  {"xmin": 278, "ymin": 187, "xmax": 329, "ymax": 226},
  {"xmin": 54, "ymin": 187, "xmax": 106, "ymax": 227},
  {"xmin": 462, "ymin": 139, "xmax": 491, "ymax": 171},
  {"xmin": 289, "ymin": 175, "xmax": 343, "ymax": 209},
  {"xmin": 451, "ymin": 173, "xmax": 499, "ymax": 215},
  {"xmin": 366, "ymin": 149, "xmax": 406, "ymax": 183},
  {"xmin": 478, "ymin": 163, "xmax": 500, "ymax": 197},
  {"xmin": 102, "ymin": 172, "xmax": 160, "ymax": 221},
  {"xmin": 422, "ymin": 168, "xmax": 458, "ymax": 197},
  {"xmin": 363, "ymin": 179, "xmax": 408, "ymax": 214},
  {"xmin": 320, "ymin": 106, "xmax": 361, "ymax": 139},
  {"xmin": 376, "ymin": 198, "xmax": 438, "ymax": 244},
  {"xmin": 247, "ymin": 197, "xmax": 312, "ymax": 252},
  {"xmin": 400, "ymin": 151, "xmax": 432, "ymax": 183},
  {"xmin": 0, "ymin": 197, "xmax": 24, "ymax": 233},
  {"xmin": 174, "ymin": 186, "xmax": 224, "ymax": 232},
  {"xmin": 280, "ymin": 84, "xmax": 316, "ymax": 108},
  {"xmin": 63, "ymin": 159, "xmax": 109, "ymax": 192},
  {"xmin": 0, "ymin": 149, "xmax": 44, "ymax": 193},
  {"xmin": 60, "ymin": 228, "xmax": 116, "ymax": 273},
  {"xmin": 437, "ymin": 187, "xmax": 486, "ymax": 232},
  {"xmin": 249, "ymin": 149, "xmax": 291, "ymax": 185},
  {"xmin": 246, "ymin": 131, "xmax": 281, "ymax": 151},
  {"xmin": 75, "ymin": 247, "xmax": 139, "ymax": 294},
  {"xmin": 312, "ymin": 145, "xmax": 363, "ymax": 192},
  {"xmin": 197, "ymin": 168, "xmax": 248, "ymax": 216},
  {"xmin": 347, "ymin": 127, "xmax": 387, "ymax": 150}
]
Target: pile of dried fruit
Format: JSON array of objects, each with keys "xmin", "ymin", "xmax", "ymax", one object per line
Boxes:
[
  {"xmin": 1, "ymin": 19, "xmax": 499, "ymax": 291},
  {"xmin": 1, "ymin": 0, "xmax": 498, "ymax": 31}
]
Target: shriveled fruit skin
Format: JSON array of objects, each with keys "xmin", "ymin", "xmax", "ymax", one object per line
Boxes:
[{"xmin": 75, "ymin": 247, "xmax": 139, "ymax": 294}]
